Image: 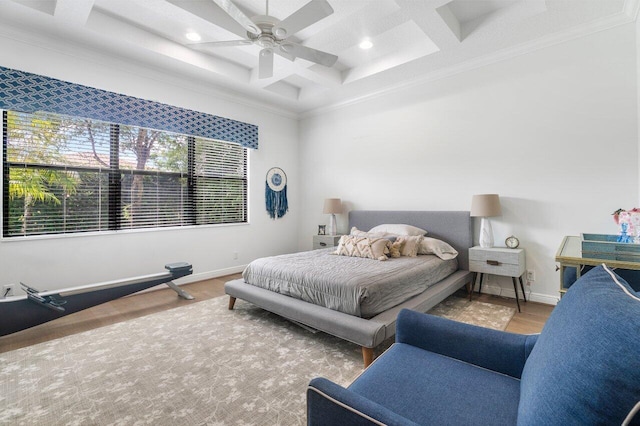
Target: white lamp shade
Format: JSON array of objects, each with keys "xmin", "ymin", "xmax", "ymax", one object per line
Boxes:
[
  {"xmin": 470, "ymin": 194, "xmax": 501, "ymax": 217},
  {"xmin": 323, "ymin": 198, "xmax": 343, "ymax": 214}
]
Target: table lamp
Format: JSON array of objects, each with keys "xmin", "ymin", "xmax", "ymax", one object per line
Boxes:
[
  {"xmin": 470, "ymin": 194, "xmax": 502, "ymax": 248},
  {"xmin": 323, "ymin": 198, "xmax": 342, "ymax": 236}
]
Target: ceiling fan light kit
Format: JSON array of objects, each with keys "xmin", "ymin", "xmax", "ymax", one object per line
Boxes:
[{"xmin": 189, "ymin": 0, "xmax": 338, "ymax": 79}]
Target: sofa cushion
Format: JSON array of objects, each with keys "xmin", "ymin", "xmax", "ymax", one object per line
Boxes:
[
  {"xmin": 518, "ymin": 265, "xmax": 640, "ymax": 425},
  {"xmin": 349, "ymin": 343, "xmax": 521, "ymax": 425}
]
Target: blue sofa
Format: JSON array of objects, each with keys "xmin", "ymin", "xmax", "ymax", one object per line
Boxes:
[{"xmin": 307, "ymin": 264, "xmax": 640, "ymax": 425}]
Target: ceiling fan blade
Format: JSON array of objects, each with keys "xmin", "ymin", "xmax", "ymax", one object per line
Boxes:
[
  {"xmin": 273, "ymin": 0, "xmax": 334, "ymax": 38},
  {"xmin": 274, "ymin": 48, "xmax": 295, "ymax": 62},
  {"xmin": 279, "ymin": 43, "xmax": 337, "ymax": 67},
  {"xmin": 259, "ymin": 48, "xmax": 274, "ymax": 79},
  {"xmin": 212, "ymin": 0, "xmax": 260, "ymax": 35},
  {"xmin": 189, "ymin": 39, "xmax": 253, "ymax": 48}
]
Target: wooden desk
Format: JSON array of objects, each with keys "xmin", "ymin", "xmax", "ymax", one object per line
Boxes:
[{"xmin": 555, "ymin": 235, "xmax": 640, "ymax": 297}]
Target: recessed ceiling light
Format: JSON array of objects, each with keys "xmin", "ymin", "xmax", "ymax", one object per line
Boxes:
[
  {"xmin": 359, "ymin": 39, "xmax": 373, "ymax": 49},
  {"xmin": 185, "ymin": 32, "xmax": 201, "ymax": 42}
]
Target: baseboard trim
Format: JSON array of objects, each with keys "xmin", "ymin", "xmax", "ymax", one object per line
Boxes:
[
  {"xmin": 476, "ymin": 283, "xmax": 559, "ymax": 306},
  {"xmin": 175, "ymin": 266, "xmax": 247, "ymax": 285}
]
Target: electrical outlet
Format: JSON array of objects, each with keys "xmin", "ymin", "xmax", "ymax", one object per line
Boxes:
[
  {"xmin": 2, "ymin": 284, "xmax": 15, "ymax": 298},
  {"xmin": 526, "ymin": 270, "xmax": 535, "ymax": 282},
  {"xmin": 233, "ymin": 252, "xmax": 238, "ymax": 260}
]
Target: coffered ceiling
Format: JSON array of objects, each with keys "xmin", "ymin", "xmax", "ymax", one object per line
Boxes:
[{"xmin": 0, "ymin": 0, "xmax": 638, "ymax": 115}]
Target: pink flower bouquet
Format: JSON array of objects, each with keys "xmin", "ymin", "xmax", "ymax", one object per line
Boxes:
[{"xmin": 613, "ymin": 208, "xmax": 640, "ymax": 243}]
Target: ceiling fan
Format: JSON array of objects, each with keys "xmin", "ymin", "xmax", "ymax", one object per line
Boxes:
[{"xmin": 189, "ymin": 0, "xmax": 338, "ymax": 79}]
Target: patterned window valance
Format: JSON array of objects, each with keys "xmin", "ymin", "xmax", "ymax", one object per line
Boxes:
[{"xmin": 0, "ymin": 66, "xmax": 258, "ymax": 149}]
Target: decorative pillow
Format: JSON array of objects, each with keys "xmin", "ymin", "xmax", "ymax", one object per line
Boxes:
[
  {"xmin": 418, "ymin": 237, "xmax": 458, "ymax": 260},
  {"xmin": 367, "ymin": 224, "xmax": 427, "ymax": 236},
  {"xmin": 396, "ymin": 236, "xmax": 422, "ymax": 257},
  {"xmin": 350, "ymin": 227, "xmax": 396, "ymax": 241},
  {"xmin": 518, "ymin": 265, "xmax": 640, "ymax": 425},
  {"xmin": 333, "ymin": 235, "xmax": 389, "ymax": 261},
  {"xmin": 388, "ymin": 240, "xmax": 402, "ymax": 258}
]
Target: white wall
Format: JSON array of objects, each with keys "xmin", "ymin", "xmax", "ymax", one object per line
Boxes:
[
  {"xmin": 0, "ymin": 36, "xmax": 300, "ymax": 290},
  {"xmin": 637, "ymin": 18, "xmax": 640, "ymax": 202},
  {"xmin": 1, "ymin": 22, "xmax": 638, "ymax": 303},
  {"xmin": 299, "ymin": 23, "xmax": 639, "ymax": 304}
]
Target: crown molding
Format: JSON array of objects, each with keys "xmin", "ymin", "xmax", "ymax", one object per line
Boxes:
[{"xmin": 300, "ymin": 9, "xmax": 637, "ymax": 119}]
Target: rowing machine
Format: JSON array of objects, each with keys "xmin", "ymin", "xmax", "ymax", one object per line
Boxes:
[{"xmin": 0, "ymin": 262, "xmax": 194, "ymax": 337}]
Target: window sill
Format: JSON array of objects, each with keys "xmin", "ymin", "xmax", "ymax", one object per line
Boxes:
[{"xmin": 1, "ymin": 221, "xmax": 250, "ymax": 243}]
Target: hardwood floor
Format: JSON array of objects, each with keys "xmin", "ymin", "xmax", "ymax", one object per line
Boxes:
[
  {"xmin": 473, "ymin": 292, "xmax": 554, "ymax": 334},
  {"xmin": 0, "ymin": 273, "xmax": 552, "ymax": 353}
]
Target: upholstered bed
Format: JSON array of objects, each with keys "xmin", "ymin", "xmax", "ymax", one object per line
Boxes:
[{"xmin": 225, "ymin": 210, "xmax": 474, "ymax": 366}]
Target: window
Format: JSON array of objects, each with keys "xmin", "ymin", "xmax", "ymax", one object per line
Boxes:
[{"xmin": 2, "ymin": 110, "xmax": 247, "ymax": 237}]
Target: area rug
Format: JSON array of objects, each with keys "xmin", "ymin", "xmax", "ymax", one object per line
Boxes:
[
  {"xmin": 0, "ymin": 293, "xmax": 515, "ymax": 425},
  {"xmin": 428, "ymin": 294, "xmax": 516, "ymax": 329}
]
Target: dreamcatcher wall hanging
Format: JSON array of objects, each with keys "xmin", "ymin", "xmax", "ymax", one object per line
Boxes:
[{"xmin": 265, "ymin": 167, "xmax": 288, "ymax": 219}]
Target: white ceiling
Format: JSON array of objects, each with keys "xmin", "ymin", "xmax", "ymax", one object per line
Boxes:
[{"xmin": 0, "ymin": 0, "xmax": 638, "ymax": 116}]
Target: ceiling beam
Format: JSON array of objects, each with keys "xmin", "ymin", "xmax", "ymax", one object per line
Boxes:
[
  {"xmin": 87, "ymin": 9, "xmax": 251, "ymax": 83},
  {"xmin": 54, "ymin": 0, "xmax": 95, "ymax": 26},
  {"xmin": 165, "ymin": 0, "xmax": 246, "ymax": 39},
  {"xmin": 248, "ymin": 55, "xmax": 342, "ymax": 91},
  {"xmin": 395, "ymin": 0, "xmax": 460, "ymax": 51}
]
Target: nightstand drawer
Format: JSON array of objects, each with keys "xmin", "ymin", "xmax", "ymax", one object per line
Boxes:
[
  {"xmin": 469, "ymin": 247, "xmax": 525, "ymax": 277},
  {"xmin": 313, "ymin": 235, "xmax": 342, "ymax": 250}
]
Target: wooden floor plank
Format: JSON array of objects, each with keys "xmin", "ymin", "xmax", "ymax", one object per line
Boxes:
[
  {"xmin": 0, "ymin": 272, "xmax": 552, "ymax": 353},
  {"xmin": 473, "ymin": 292, "xmax": 554, "ymax": 334}
]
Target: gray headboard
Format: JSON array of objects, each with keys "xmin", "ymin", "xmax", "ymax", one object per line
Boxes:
[{"xmin": 349, "ymin": 210, "xmax": 472, "ymax": 271}]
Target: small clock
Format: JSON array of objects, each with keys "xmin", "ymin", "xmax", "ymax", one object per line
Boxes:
[{"xmin": 505, "ymin": 235, "xmax": 520, "ymax": 249}]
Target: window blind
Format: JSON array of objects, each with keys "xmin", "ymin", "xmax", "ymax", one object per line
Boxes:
[
  {"xmin": 194, "ymin": 138, "xmax": 247, "ymax": 224},
  {"xmin": 2, "ymin": 110, "xmax": 247, "ymax": 238}
]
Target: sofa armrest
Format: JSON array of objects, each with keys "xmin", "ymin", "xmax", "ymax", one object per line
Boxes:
[
  {"xmin": 307, "ymin": 378, "xmax": 420, "ymax": 426},
  {"xmin": 396, "ymin": 309, "xmax": 538, "ymax": 379}
]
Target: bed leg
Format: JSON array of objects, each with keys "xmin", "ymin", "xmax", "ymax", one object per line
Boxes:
[
  {"xmin": 228, "ymin": 296, "xmax": 236, "ymax": 310},
  {"xmin": 362, "ymin": 347, "xmax": 374, "ymax": 368}
]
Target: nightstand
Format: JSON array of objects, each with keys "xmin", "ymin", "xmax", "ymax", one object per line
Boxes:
[
  {"xmin": 469, "ymin": 246, "xmax": 527, "ymax": 312},
  {"xmin": 313, "ymin": 235, "xmax": 342, "ymax": 250}
]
